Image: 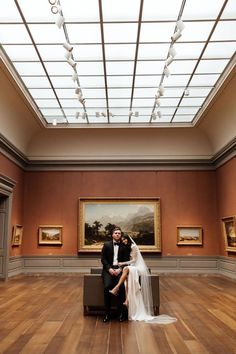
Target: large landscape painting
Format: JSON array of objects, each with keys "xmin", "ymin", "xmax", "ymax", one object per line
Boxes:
[{"xmin": 78, "ymin": 198, "xmax": 161, "ymax": 252}]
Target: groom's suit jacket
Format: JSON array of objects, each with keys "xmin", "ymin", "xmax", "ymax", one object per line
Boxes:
[{"xmin": 101, "ymin": 240, "xmax": 130, "ymax": 277}]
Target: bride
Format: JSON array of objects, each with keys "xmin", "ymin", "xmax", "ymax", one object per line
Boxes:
[{"xmin": 109, "ymin": 235, "xmax": 177, "ymax": 324}]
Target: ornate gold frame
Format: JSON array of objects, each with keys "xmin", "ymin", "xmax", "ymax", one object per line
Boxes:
[{"xmin": 78, "ymin": 198, "xmax": 161, "ymax": 253}]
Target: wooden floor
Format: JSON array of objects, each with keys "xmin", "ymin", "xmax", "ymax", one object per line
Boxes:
[{"xmin": 0, "ymin": 275, "xmax": 236, "ymax": 354}]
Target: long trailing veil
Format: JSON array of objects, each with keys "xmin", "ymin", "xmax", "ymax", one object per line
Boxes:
[{"xmin": 128, "ymin": 236, "xmax": 177, "ymax": 324}]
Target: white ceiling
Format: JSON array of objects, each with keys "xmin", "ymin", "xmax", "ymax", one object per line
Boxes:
[{"xmin": 0, "ymin": 0, "xmax": 235, "ymax": 127}]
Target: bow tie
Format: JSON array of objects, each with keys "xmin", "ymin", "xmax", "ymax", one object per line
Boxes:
[{"xmin": 114, "ymin": 242, "xmax": 120, "ymax": 246}]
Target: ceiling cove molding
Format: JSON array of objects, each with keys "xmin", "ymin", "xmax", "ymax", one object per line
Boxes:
[{"xmin": 0, "ymin": 134, "xmax": 235, "ymax": 171}]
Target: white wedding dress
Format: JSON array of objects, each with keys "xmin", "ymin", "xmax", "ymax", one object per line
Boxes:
[{"xmin": 123, "ymin": 242, "xmax": 177, "ymax": 324}]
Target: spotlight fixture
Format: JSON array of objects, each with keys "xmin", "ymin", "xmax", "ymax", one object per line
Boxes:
[
  {"xmin": 95, "ymin": 112, "xmax": 100, "ymax": 117},
  {"xmin": 164, "ymin": 66, "xmax": 170, "ymax": 78},
  {"xmin": 67, "ymin": 58, "xmax": 77, "ymax": 68},
  {"xmin": 166, "ymin": 55, "xmax": 174, "ymax": 66},
  {"xmin": 157, "ymin": 111, "xmax": 162, "ymax": 118},
  {"xmin": 81, "ymin": 112, "xmax": 87, "ymax": 119},
  {"xmin": 51, "ymin": 5, "xmax": 59, "ymax": 14},
  {"xmin": 75, "ymin": 87, "xmax": 81, "ymax": 95},
  {"xmin": 63, "ymin": 42, "xmax": 73, "ymax": 52},
  {"xmin": 109, "ymin": 111, "xmax": 114, "ymax": 117},
  {"xmin": 55, "ymin": 14, "xmax": 64, "ymax": 29},
  {"xmin": 155, "ymin": 98, "xmax": 161, "ymax": 107},
  {"xmin": 75, "ymin": 112, "xmax": 80, "ymax": 119},
  {"xmin": 134, "ymin": 111, "xmax": 139, "ymax": 117},
  {"xmin": 49, "ymin": 0, "xmax": 57, "ymax": 5},
  {"xmin": 65, "ymin": 51, "xmax": 71, "ymax": 60},
  {"xmin": 184, "ymin": 89, "xmax": 190, "ymax": 96},
  {"xmin": 72, "ymin": 73, "xmax": 78, "ymax": 82},
  {"xmin": 129, "ymin": 111, "xmax": 133, "ymax": 118},
  {"xmin": 171, "ymin": 30, "xmax": 182, "ymax": 42},
  {"xmin": 168, "ymin": 46, "xmax": 176, "ymax": 58},
  {"xmin": 158, "ymin": 85, "xmax": 165, "ymax": 96},
  {"xmin": 101, "ymin": 112, "xmax": 107, "ymax": 117},
  {"xmin": 151, "ymin": 113, "xmax": 157, "ymax": 120},
  {"xmin": 52, "ymin": 118, "xmax": 57, "ymax": 126},
  {"xmin": 177, "ymin": 20, "xmax": 185, "ymax": 32}
]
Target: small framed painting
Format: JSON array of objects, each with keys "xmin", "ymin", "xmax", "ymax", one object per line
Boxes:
[
  {"xmin": 38, "ymin": 225, "xmax": 63, "ymax": 245},
  {"xmin": 177, "ymin": 226, "xmax": 203, "ymax": 246},
  {"xmin": 222, "ymin": 216, "xmax": 236, "ymax": 252},
  {"xmin": 12, "ymin": 225, "xmax": 23, "ymax": 246}
]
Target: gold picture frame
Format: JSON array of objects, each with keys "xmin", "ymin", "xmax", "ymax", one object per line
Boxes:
[
  {"xmin": 177, "ymin": 226, "xmax": 203, "ymax": 246},
  {"xmin": 222, "ymin": 216, "xmax": 236, "ymax": 252},
  {"xmin": 38, "ymin": 225, "xmax": 63, "ymax": 245},
  {"xmin": 12, "ymin": 225, "xmax": 23, "ymax": 246},
  {"xmin": 78, "ymin": 198, "xmax": 161, "ymax": 253}
]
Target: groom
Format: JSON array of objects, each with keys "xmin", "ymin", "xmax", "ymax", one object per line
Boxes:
[{"xmin": 101, "ymin": 226, "xmax": 130, "ymax": 322}]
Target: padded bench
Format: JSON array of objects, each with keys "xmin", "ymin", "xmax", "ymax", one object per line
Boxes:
[{"xmin": 83, "ymin": 268, "xmax": 160, "ymax": 316}]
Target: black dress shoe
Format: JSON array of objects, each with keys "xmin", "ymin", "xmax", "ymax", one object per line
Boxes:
[
  {"xmin": 103, "ymin": 315, "xmax": 110, "ymax": 323},
  {"xmin": 119, "ymin": 314, "xmax": 127, "ymax": 322}
]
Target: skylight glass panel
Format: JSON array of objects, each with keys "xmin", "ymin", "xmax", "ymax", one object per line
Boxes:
[
  {"xmin": 179, "ymin": 22, "xmax": 215, "ymax": 42},
  {"xmin": 142, "ymin": 0, "xmax": 182, "ymax": 21},
  {"xmin": 173, "ymin": 115, "xmax": 195, "ymax": 122},
  {"xmin": 82, "ymin": 89, "xmax": 105, "ymax": 99},
  {"xmin": 103, "ymin": 23, "xmax": 138, "ymax": 43},
  {"xmin": 28, "ymin": 24, "xmax": 65, "ymax": 44},
  {"xmin": 2, "ymin": 44, "xmax": 39, "ymax": 61},
  {"xmin": 79, "ymin": 76, "xmax": 105, "ymax": 88},
  {"xmin": 138, "ymin": 44, "xmax": 170, "ymax": 60},
  {"xmin": 157, "ymin": 107, "xmax": 176, "ymax": 115},
  {"xmin": 105, "ymin": 44, "xmax": 136, "ymax": 60},
  {"xmin": 173, "ymin": 43, "xmax": 205, "ymax": 59},
  {"xmin": 0, "ymin": 0, "xmax": 22, "ymax": 22},
  {"xmin": 50, "ymin": 76, "xmax": 75, "ymax": 88},
  {"xmin": 203, "ymin": 42, "xmax": 236, "ymax": 58},
  {"xmin": 136, "ymin": 61, "xmax": 164, "ymax": 75},
  {"xmin": 61, "ymin": 0, "xmax": 100, "ymax": 21},
  {"xmin": 221, "ymin": 0, "xmax": 236, "ymax": 19},
  {"xmin": 85, "ymin": 99, "xmax": 107, "ymax": 108},
  {"xmin": 73, "ymin": 45, "xmax": 103, "ymax": 60},
  {"xmin": 21, "ymin": 76, "xmax": 51, "ymax": 89},
  {"xmin": 132, "ymin": 98, "xmax": 155, "ymax": 107},
  {"xmin": 36, "ymin": 45, "xmax": 65, "ymax": 61},
  {"xmin": 134, "ymin": 88, "xmax": 156, "ymax": 97},
  {"xmin": 0, "ymin": 24, "xmax": 31, "ymax": 44},
  {"xmin": 161, "ymin": 98, "xmax": 180, "ymax": 106},
  {"xmin": 35, "ymin": 99, "xmax": 60, "ymax": 108},
  {"xmin": 108, "ymin": 88, "xmax": 131, "ymax": 98},
  {"xmin": 131, "ymin": 116, "xmax": 151, "ymax": 123},
  {"xmin": 60, "ymin": 99, "xmax": 83, "ymax": 108},
  {"xmin": 28, "ymin": 89, "xmax": 56, "ymax": 99},
  {"xmin": 106, "ymin": 62, "xmax": 134, "ymax": 76},
  {"xmin": 17, "ymin": 0, "xmax": 51, "ymax": 21},
  {"xmin": 102, "ymin": 0, "xmax": 140, "ymax": 21},
  {"xmin": 140, "ymin": 23, "xmax": 175, "ymax": 43},
  {"xmin": 13, "ymin": 62, "xmax": 45, "ymax": 75},
  {"xmin": 167, "ymin": 60, "xmax": 197, "ymax": 74},
  {"xmin": 77, "ymin": 62, "xmax": 104, "ymax": 76},
  {"xmin": 186, "ymin": 88, "xmax": 213, "ymax": 96},
  {"xmin": 40, "ymin": 108, "xmax": 63, "ymax": 116},
  {"xmin": 189, "ymin": 74, "xmax": 221, "ymax": 86},
  {"xmin": 180, "ymin": 97, "xmax": 206, "ymax": 106},
  {"xmin": 211, "ymin": 21, "xmax": 236, "ymax": 40},
  {"xmin": 195, "ymin": 59, "xmax": 229, "ymax": 74},
  {"xmin": 164, "ymin": 75, "xmax": 191, "ymax": 87},
  {"xmin": 135, "ymin": 76, "xmax": 161, "ymax": 86},
  {"xmin": 66, "ymin": 24, "xmax": 102, "ymax": 44},
  {"xmin": 44, "ymin": 62, "xmax": 73, "ymax": 76},
  {"xmin": 164, "ymin": 88, "xmax": 187, "ymax": 97},
  {"xmin": 176, "ymin": 107, "xmax": 200, "ymax": 115},
  {"xmin": 108, "ymin": 99, "xmax": 130, "ymax": 108},
  {"xmin": 88, "ymin": 116, "xmax": 108, "ymax": 124},
  {"xmin": 106, "ymin": 76, "xmax": 133, "ymax": 87},
  {"xmin": 182, "ymin": 0, "xmax": 224, "ymax": 20}
]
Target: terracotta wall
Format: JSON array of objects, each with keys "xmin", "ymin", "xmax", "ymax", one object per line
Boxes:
[
  {"xmin": 22, "ymin": 169, "xmax": 218, "ymax": 256},
  {"xmin": 2, "ymin": 152, "xmax": 235, "ymax": 258},
  {"xmin": 0, "ymin": 153, "xmax": 24, "ymax": 257},
  {"xmin": 216, "ymin": 157, "xmax": 236, "ymax": 257}
]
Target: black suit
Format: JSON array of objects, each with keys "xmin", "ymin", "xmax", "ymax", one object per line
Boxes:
[{"xmin": 101, "ymin": 240, "xmax": 130, "ymax": 316}]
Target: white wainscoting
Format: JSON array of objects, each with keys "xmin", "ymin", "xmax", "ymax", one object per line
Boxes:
[{"xmin": 8, "ymin": 255, "xmax": 236, "ymax": 279}]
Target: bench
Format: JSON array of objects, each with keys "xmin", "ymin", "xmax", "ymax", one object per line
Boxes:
[{"xmin": 83, "ymin": 268, "xmax": 160, "ymax": 316}]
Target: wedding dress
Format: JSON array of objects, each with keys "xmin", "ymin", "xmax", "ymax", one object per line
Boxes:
[{"xmin": 122, "ymin": 241, "xmax": 177, "ymax": 324}]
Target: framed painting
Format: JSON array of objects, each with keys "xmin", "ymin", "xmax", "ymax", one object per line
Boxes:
[
  {"xmin": 177, "ymin": 226, "xmax": 203, "ymax": 246},
  {"xmin": 38, "ymin": 225, "xmax": 63, "ymax": 245},
  {"xmin": 222, "ymin": 216, "xmax": 236, "ymax": 252},
  {"xmin": 12, "ymin": 225, "xmax": 23, "ymax": 246},
  {"xmin": 78, "ymin": 198, "xmax": 161, "ymax": 252}
]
